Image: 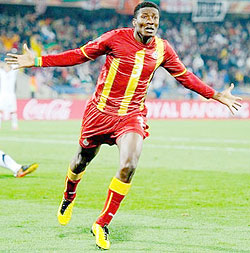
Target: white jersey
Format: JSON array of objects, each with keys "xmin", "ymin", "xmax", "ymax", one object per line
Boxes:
[
  {"xmin": 0, "ymin": 68, "xmax": 18, "ymax": 95},
  {"xmin": 0, "ymin": 68, "xmax": 18, "ymax": 113}
]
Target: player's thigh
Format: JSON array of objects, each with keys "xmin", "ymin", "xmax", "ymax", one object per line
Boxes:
[
  {"xmin": 2, "ymin": 95, "xmax": 16, "ymax": 111},
  {"xmin": 9, "ymin": 97, "xmax": 17, "ymax": 112},
  {"xmin": 0, "ymin": 96, "xmax": 6, "ymax": 112},
  {"xmin": 117, "ymin": 132, "xmax": 143, "ymax": 167}
]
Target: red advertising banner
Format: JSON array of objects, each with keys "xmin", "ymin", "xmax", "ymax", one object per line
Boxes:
[
  {"xmin": 17, "ymin": 99, "xmax": 250, "ymax": 120},
  {"xmin": 17, "ymin": 99, "xmax": 86, "ymax": 120},
  {"xmin": 145, "ymin": 100, "xmax": 250, "ymax": 119}
]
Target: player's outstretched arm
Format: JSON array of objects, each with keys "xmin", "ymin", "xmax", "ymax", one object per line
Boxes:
[
  {"xmin": 5, "ymin": 44, "xmax": 35, "ymax": 69},
  {"xmin": 212, "ymin": 83, "xmax": 242, "ymax": 115}
]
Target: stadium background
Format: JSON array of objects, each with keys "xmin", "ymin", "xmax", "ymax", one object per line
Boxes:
[
  {"xmin": 0, "ymin": 1, "xmax": 250, "ymax": 252},
  {"xmin": 0, "ymin": 0, "xmax": 250, "ymax": 119}
]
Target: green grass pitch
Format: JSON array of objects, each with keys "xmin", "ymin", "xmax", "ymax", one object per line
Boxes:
[{"xmin": 0, "ymin": 119, "xmax": 249, "ymax": 252}]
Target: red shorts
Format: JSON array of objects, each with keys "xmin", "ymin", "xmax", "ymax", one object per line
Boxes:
[{"xmin": 79, "ymin": 101, "xmax": 149, "ymax": 148}]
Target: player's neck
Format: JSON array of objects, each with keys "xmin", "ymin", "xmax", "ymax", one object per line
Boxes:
[{"xmin": 134, "ymin": 31, "xmax": 153, "ymax": 44}]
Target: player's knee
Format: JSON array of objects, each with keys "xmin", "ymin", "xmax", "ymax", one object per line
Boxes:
[
  {"xmin": 119, "ymin": 159, "xmax": 137, "ymax": 183},
  {"xmin": 78, "ymin": 158, "xmax": 89, "ymax": 170},
  {"xmin": 71, "ymin": 154, "xmax": 88, "ymax": 173},
  {"xmin": 71, "ymin": 147, "xmax": 98, "ymax": 174}
]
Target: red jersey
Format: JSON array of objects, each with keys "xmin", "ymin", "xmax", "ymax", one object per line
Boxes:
[{"xmin": 40, "ymin": 28, "xmax": 215, "ymax": 116}]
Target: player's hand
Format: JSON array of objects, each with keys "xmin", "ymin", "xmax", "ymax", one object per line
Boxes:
[
  {"xmin": 212, "ymin": 83, "xmax": 242, "ymax": 115},
  {"xmin": 5, "ymin": 44, "xmax": 35, "ymax": 69}
]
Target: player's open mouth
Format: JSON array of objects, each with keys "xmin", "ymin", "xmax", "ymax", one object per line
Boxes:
[{"xmin": 145, "ymin": 27, "xmax": 154, "ymax": 32}]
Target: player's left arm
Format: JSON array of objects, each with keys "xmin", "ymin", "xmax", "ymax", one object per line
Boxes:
[
  {"xmin": 212, "ymin": 83, "xmax": 242, "ymax": 115},
  {"xmin": 162, "ymin": 40, "xmax": 242, "ymax": 114}
]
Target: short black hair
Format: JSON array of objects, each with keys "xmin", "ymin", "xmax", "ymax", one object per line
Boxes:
[{"xmin": 134, "ymin": 1, "xmax": 160, "ymax": 18}]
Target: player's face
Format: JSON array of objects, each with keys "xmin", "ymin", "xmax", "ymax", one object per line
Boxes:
[{"xmin": 133, "ymin": 7, "xmax": 159, "ymax": 38}]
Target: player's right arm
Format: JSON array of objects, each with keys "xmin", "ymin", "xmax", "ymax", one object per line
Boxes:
[
  {"xmin": 5, "ymin": 30, "xmax": 115, "ymax": 69},
  {"xmin": 5, "ymin": 43, "xmax": 87, "ymax": 69},
  {"xmin": 5, "ymin": 44, "xmax": 35, "ymax": 69}
]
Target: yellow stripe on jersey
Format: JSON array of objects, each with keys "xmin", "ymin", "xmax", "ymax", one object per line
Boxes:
[
  {"xmin": 154, "ymin": 37, "xmax": 165, "ymax": 69},
  {"xmin": 97, "ymin": 58, "xmax": 120, "ymax": 111},
  {"xmin": 118, "ymin": 49, "xmax": 146, "ymax": 116},
  {"xmin": 80, "ymin": 45, "xmax": 94, "ymax": 61},
  {"xmin": 172, "ymin": 68, "xmax": 187, "ymax": 77},
  {"xmin": 140, "ymin": 37, "xmax": 164, "ymax": 111}
]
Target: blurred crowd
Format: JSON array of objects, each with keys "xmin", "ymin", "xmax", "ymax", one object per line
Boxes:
[{"xmin": 0, "ymin": 5, "xmax": 249, "ymax": 98}]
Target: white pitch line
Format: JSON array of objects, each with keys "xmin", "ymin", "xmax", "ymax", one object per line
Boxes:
[
  {"xmin": 145, "ymin": 144, "xmax": 250, "ymax": 153},
  {"xmin": 151, "ymin": 136, "xmax": 250, "ymax": 144},
  {"xmin": 0, "ymin": 136, "xmax": 249, "ymax": 153},
  {"xmin": 0, "ymin": 136, "xmax": 77, "ymax": 145}
]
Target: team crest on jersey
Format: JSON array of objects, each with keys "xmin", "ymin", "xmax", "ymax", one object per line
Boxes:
[
  {"xmin": 83, "ymin": 138, "xmax": 89, "ymax": 146},
  {"xmin": 152, "ymin": 51, "xmax": 158, "ymax": 59}
]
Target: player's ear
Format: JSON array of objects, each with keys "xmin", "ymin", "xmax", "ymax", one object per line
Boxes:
[{"xmin": 132, "ymin": 18, "xmax": 136, "ymax": 27}]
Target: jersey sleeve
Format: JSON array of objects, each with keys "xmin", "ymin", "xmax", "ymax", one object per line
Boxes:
[
  {"xmin": 162, "ymin": 40, "xmax": 215, "ymax": 99},
  {"xmin": 175, "ymin": 71, "xmax": 215, "ymax": 99},
  {"xmin": 41, "ymin": 48, "xmax": 86, "ymax": 67},
  {"xmin": 40, "ymin": 30, "xmax": 115, "ymax": 67},
  {"xmin": 79, "ymin": 30, "xmax": 115, "ymax": 60},
  {"xmin": 161, "ymin": 40, "xmax": 187, "ymax": 77}
]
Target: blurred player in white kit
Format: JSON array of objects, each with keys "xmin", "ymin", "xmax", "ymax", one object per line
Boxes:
[
  {"xmin": 0, "ymin": 149, "xmax": 38, "ymax": 177},
  {"xmin": 0, "ymin": 62, "xmax": 18, "ymax": 130}
]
